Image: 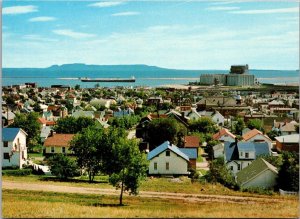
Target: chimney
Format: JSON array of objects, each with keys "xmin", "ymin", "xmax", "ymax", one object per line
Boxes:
[
  {"xmin": 181, "ymin": 112, "xmax": 185, "ymax": 119},
  {"xmin": 50, "ymin": 130, "xmax": 54, "ymax": 137}
]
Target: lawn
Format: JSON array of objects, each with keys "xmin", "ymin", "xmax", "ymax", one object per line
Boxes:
[{"xmin": 3, "ymin": 189, "xmax": 299, "ymax": 218}]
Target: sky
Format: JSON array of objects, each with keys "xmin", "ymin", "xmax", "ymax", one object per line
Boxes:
[{"xmin": 3, "ymin": 0, "xmax": 299, "ymax": 70}]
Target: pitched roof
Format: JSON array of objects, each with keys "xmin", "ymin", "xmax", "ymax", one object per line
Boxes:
[
  {"xmin": 44, "ymin": 134, "xmax": 75, "ymax": 147},
  {"xmin": 213, "ymin": 128, "xmax": 236, "ymax": 140},
  {"xmin": 40, "ymin": 126, "xmax": 52, "ymax": 138},
  {"xmin": 236, "ymin": 158, "xmax": 278, "ymax": 186},
  {"xmin": 275, "ymin": 134, "xmax": 299, "ymax": 143},
  {"xmin": 179, "ymin": 148, "xmax": 198, "ymax": 159},
  {"xmin": 147, "ymin": 141, "xmax": 189, "ymax": 161},
  {"xmin": 275, "ymin": 122, "xmax": 298, "ymax": 132},
  {"xmin": 242, "ymin": 128, "xmax": 272, "ymax": 142},
  {"xmin": 184, "ymin": 136, "xmax": 200, "ymax": 148},
  {"xmin": 224, "ymin": 141, "xmax": 270, "ymax": 161},
  {"xmin": 37, "ymin": 118, "xmax": 56, "ymax": 126},
  {"xmin": 3, "ymin": 128, "xmax": 27, "ymax": 141}
]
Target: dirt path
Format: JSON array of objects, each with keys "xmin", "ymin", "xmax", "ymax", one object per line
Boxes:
[{"xmin": 2, "ymin": 180, "xmax": 287, "ymax": 204}]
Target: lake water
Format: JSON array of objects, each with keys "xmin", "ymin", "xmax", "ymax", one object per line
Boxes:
[{"xmin": 2, "ymin": 68, "xmax": 299, "ymax": 88}]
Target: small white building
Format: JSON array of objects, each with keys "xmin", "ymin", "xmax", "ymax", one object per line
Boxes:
[
  {"xmin": 2, "ymin": 128, "xmax": 28, "ymax": 169},
  {"xmin": 147, "ymin": 141, "xmax": 189, "ymax": 175},
  {"xmin": 236, "ymin": 158, "xmax": 278, "ymax": 189},
  {"xmin": 213, "ymin": 128, "xmax": 236, "ymax": 142},
  {"xmin": 213, "ymin": 143, "xmax": 224, "ymax": 158}
]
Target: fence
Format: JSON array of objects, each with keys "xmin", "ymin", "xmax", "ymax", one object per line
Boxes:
[{"xmin": 279, "ymin": 189, "xmax": 298, "ymax": 196}]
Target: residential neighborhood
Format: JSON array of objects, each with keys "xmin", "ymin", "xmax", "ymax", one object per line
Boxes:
[{"xmin": 2, "ymin": 83, "xmax": 298, "ymax": 195}]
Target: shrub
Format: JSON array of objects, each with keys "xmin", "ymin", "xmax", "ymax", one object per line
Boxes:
[
  {"xmin": 241, "ymin": 187, "xmax": 274, "ymax": 195},
  {"xmin": 47, "ymin": 154, "xmax": 80, "ymax": 179},
  {"xmin": 2, "ymin": 169, "xmax": 32, "ymax": 176}
]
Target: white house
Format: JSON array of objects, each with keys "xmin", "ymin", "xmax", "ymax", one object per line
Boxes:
[
  {"xmin": 236, "ymin": 158, "xmax": 278, "ymax": 189},
  {"xmin": 2, "ymin": 128, "xmax": 28, "ymax": 169},
  {"xmin": 213, "ymin": 128, "xmax": 236, "ymax": 142},
  {"xmin": 147, "ymin": 141, "xmax": 189, "ymax": 175},
  {"xmin": 242, "ymin": 129, "xmax": 273, "ymax": 150},
  {"xmin": 198, "ymin": 110, "xmax": 225, "ymax": 126},
  {"xmin": 224, "ymin": 141, "xmax": 270, "ymax": 175}
]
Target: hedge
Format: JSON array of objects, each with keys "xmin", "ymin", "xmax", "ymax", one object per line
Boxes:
[{"xmin": 2, "ymin": 169, "xmax": 32, "ymax": 176}]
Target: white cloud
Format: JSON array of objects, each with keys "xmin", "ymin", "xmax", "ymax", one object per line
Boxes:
[
  {"xmin": 23, "ymin": 34, "xmax": 58, "ymax": 42},
  {"xmin": 88, "ymin": 1, "xmax": 124, "ymax": 8},
  {"xmin": 53, "ymin": 29, "xmax": 96, "ymax": 39},
  {"xmin": 3, "ymin": 5, "xmax": 38, "ymax": 15},
  {"xmin": 112, "ymin": 11, "xmax": 140, "ymax": 16},
  {"xmin": 206, "ymin": 6, "xmax": 240, "ymax": 11},
  {"xmin": 229, "ymin": 7, "xmax": 299, "ymax": 14},
  {"xmin": 29, "ymin": 16, "xmax": 57, "ymax": 22}
]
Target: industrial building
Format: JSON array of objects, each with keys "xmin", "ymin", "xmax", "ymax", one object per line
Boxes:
[{"xmin": 200, "ymin": 65, "xmax": 255, "ymax": 86}]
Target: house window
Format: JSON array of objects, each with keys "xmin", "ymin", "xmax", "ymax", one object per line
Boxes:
[
  {"xmin": 240, "ymin": 152, "xmax": 243, "ymax": 157},
  {"xmin": 237, "ymin": 164, "xmax": 241, "ymax": 170},
  {"xmin": 51, "ymin": 147, "xmax": 55, "ymax": 153},
  {"xmin": 4, "ymin": 153, "xmax": 9, "ymax": 159},
  {"xmin": 22, "ymin": 151, "xmax": 25, "ymax": 159},
  {"xmin": 245, "ymin": 153, "xmax": 249, "ymax": 158},
  {"xmin": 3, "ymin": 141, "xmax": 8, "ymax": 147},
  {"xmin": 230, "ymin": 166, "xmax": 233, "ymax": 171},
  {"xmin": 154, "ymin": 162, "xmax": 157, "ymax": 170},
  {"xmin": 62, "ymin": 147, "xmax": 66, "ymax": 154},
  {"xmin": 166, "ymin": 162, "xmax": 169, "ymax": 170},
  {"xmin": 166, "ymin": 151, "xmax": 170, "ymax": 157}
]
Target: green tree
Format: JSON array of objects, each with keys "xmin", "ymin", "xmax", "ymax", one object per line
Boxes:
[
  {"xmin": 70, "ymin": 126, "xmax": 105, "ymax": 182},
  {"xmin": 234, "ymin": 118, "xmax": 245, "ymax": 136},
  {"xmin": 189, "ymin": 117, "xmax": 218, "ymax": 134},
  {"xmin": 107, "ymin": 139, "xmax": 148, "ymax": 205},
  {"xmin": 9, "ymin": 112, "xmax": 41, "ymax": 152},
  {"xmin": 54, "ymin": 117, "xmax": 95, "ymax": 134},
  {"xmin": 267, "ymin": 129, "xmax": 280, "ymax": 140},
  {"xmin": 74, "ymin": 84, "xmax": 80, "ymax": 90},
  {"xmin": 247, "ymin": 119, "xmax": 264, "ymax": 132},
  {"xmin": 146, "ymin": 118, "xmax": 187, "ymax": 149},
  {"xmin": 206, "ymin": 157, "xmax": 237, "ymax": 189},
  {"xmin": 47, "ymin": 154, "xmax": 79, "ymax": 179},
  {"xmin": 257, "ymin": 154, "xmax": 282, "ymax": 169},
  {"xmin": 206, "ymin": 140, "xmax": 220, "ymax": 159},
  {"xmin": 277, "ymin": 152, "xmax": 299, "ymax": 191}
]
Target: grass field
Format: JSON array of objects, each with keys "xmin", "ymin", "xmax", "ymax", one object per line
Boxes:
[
  {"xmin": 3, "ymin": 189, "xmax": 298, "ymax": 218},
  {"xmin": 1, "ymin": 174, "xmax": 291, "ymax": 198}
]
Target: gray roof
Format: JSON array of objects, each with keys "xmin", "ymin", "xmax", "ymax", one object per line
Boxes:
[
  {"xmin": 3, "ymin": 128, "xmax": 27, "ymax": 141},
  {"xmin": 275, "ymin": 134, "xmax": 299, "ymax": 143},
  {"xmin": 147, "ymin": 141, "xmax": 189, "ymax": 161},
  {"xmin": 236, "ymin": 158, "xmax": 278, "ymax": 186}
]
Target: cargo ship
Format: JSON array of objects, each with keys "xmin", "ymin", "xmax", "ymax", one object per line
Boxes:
[{"xmin": 80, "ymin": 76, "xmax": 135, "ymax": 82}]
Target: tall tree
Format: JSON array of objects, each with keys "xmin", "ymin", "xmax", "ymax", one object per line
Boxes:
[
  {"xmin": 234, "ymin": 118, "xmax": 245, "ymax": 136},
  {"xmin": 107, "ymin": 138, "xmax": 148, "ymax": 205},
  {"xmin": 9, "ymin": 112, "xmax": 41, "ymax": 152},
  {"xmin": 189, "ymin": 117, "xmax": 218, "ymax": 134},
  {"xmin": 54, "ymin": 116, "xmax": 95, "ymax": 134},
  {"xmin": 145, "ymin": 118, "xmax": 187, "ymax": 149},
  {"xmin": 70, "ymin": 126, "xmax": 105, "ymax": 182},
  {"xmin": 247, "ymin": 119, "xmax": 264, "ymax": 132},
  {"xmin": 277, "ymin": 151, "xmax": 299, "ymax": 191}
]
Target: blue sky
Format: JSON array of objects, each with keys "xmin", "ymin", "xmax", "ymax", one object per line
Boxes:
[{"xmin": 3, "ymin": 0, "xmax": 299, "ymax": 69}]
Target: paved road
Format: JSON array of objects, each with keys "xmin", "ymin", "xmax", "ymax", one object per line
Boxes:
[{"xmin": 3, "ymin": 181, "xmax": 285, "ymax": 204}]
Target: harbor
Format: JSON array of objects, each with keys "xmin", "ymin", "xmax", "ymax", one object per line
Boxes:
[{"xmin": 80, "ymin": 76, "xmax": 135, "ymax": 82}]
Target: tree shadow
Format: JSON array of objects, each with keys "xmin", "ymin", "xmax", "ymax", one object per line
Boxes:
[
  {"xmin": 39, "ymin": 177, "xmax": 108, "ymax": 184},
  {"xmin": 91, "ymin": 203, "xmax": 127, "ymax": 207}
]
